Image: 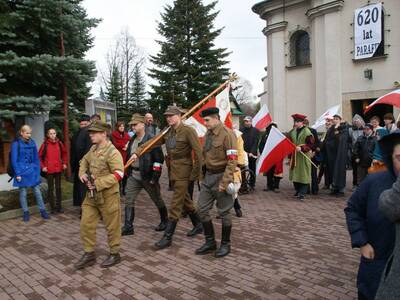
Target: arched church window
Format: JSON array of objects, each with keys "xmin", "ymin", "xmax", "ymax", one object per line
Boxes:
[{"xmin": 290, "ymin": 30, "xmax": 310, "ymax": 66}]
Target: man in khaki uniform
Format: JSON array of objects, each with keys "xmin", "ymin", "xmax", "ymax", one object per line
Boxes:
[
  {"xmin": 74, "ymin": 121, "xmax": 124, "ymax": 270},
  {"xmin": 195, "ymin": 107, "xmax": 238, "ymax": 258},
  {"xmin": 130, "ymin": 106, "xmax": 203, "ymax": 249}
]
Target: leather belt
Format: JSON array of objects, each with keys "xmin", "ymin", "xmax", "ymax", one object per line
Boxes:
[
  {"xmin": 206, "ymin": 168, "xmax": 225, "ymax": 174},
  {"xmin": 132, "ymin": 167, "xmax": 140, "ymax": 171}
]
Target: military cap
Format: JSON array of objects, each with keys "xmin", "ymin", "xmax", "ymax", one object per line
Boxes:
[
  {"xmin": 79, "ymin": 114, "xmax": 91, "ymax": 122},
  {"xmin": 129, "ymin": 114, "xmax": 145, "ymax": 125},
  {"xmin": 164, "ymin": 105, "xmax": 183, "ymax": 116},
  {"xmin": 88, "ymin": 120, "xmax": 111, "ymax": 132},
  {"xmin": 291, "ymin": 113, "xmax": 307, "ymax": 122},
  {"xmin": 200, "ymin": 107, "xmax": 219, "ymax": 118}
]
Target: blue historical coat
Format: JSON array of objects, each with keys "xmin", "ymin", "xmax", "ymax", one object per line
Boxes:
[
  {"xmin": 344, "ymin": 171, "xmax": 396, "ymax": 300},
  {"xmin": 11, "ymin": 138, "xmax": 41, "ymax": 188}
]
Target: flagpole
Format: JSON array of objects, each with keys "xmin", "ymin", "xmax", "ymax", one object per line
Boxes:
[
  {"xmin": 287, "ymin": 140, "xmax": 319, "ymax": 169},
  {"xmin": 124, "ymin": 73, "xmax": 238, "ymax": 170}
]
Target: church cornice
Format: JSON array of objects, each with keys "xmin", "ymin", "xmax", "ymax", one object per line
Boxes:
[
  {"xmin": 252, "ymin": 0, "xmax": 307, "ymax": 20},
  {"xmin": 262, "ymin": 21, "xmax": 288, "ymax": 36},
  {"xmin": 306, "ymin": 0, "xmax": 344, "ymax": 20}
]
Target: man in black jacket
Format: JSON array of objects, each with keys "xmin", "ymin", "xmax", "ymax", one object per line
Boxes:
[
  {"xmin": 122, "ymin": 114, "xmax": 168, "ymax": 236},
  {"xmin": 70, "ymin": 114, "xmax": 92, "ymax": 208},
  {"xmin": 354, "ymin": 123, "xmax": 376, "ymax": 184},
  {"xmin": 240, "ymin": 116, "xmax": 259, "ymax": 189}
]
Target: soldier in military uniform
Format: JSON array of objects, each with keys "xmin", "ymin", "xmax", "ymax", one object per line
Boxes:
[
  {"xmin": 130, "ymin": 106, "xmax": 203, "ymax": 249},
  {"xmin": 195, "ymin": 107, "xmax": 238, "ymax": 258},
  {"xmin": 74, "ymin": 121, "xmax": 124, "ymax": 270}
]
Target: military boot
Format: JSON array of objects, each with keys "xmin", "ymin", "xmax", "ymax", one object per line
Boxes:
[
  {"xmin": 121, "ymin": 207, "xmax": 135, "ymax": 236},
  {"xmin": 74, "ymin": 252, "xmax": 96, "ymax": 270},
  {"xmin": 155, "ymin": 206, "xmax": 168, "ymax": 231},
  {"xmin": 195, "ymin": 221, "xmax": 217, "ymax": 255},
  {"xmin": 155, "ymin": 219, "xmax": 177, "ymax": 249},
  {"xmin": 215, "ymin": 225, "xmax": 231, "ymax": 258},
  {"xmin": 186, "ymin": 211, "xmax": 203, "ymax": 237}
]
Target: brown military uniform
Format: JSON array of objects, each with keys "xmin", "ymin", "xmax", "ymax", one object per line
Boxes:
[
  {"xmin": 198, "ymin": 122, "xmax": 238, "ymax": 226},
  {"xmin": 79, "ymin": 141, "xmax": 124, "ymax": 254},
  {"xmin": 136, "ymin": 122, "xmax": 203, "ymax": 220}
]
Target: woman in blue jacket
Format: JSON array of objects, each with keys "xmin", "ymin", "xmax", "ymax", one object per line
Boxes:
[
  {"xmin": 11, "ymin": 125, "xmax": 50, "ymax": 222},
  {"xmin": 344, "ymin": 130, "xmax": 398, "ymax": 299}
]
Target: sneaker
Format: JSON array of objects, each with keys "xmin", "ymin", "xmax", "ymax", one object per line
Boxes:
[
  {"xmin": 23, "ymin": 211, "xmax": 30, "ymax": 222},
  {"xmin": 40, "ymin": 209, "xmax": 50, "ymax": 220}
]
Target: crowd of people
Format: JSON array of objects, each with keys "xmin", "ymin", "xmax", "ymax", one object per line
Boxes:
[{"xmin": 7, "ymin": 107, "xmax": 400, "ymax": 298}]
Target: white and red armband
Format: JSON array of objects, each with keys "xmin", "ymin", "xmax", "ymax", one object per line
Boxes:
[
  {"xmin": 226, "ymin": 149, "xmax": 238, "ymax": 160},
  {"xmin": 153, "ymin": 162, "xmax": 162, "ymax": 172},
  {"xmin": 113, "ymin": 170, "xmax": 124, "ymax": 181}
]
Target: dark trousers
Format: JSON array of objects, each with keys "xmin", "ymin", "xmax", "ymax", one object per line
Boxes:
[
  {"xmin": 73, "ymin": 171, "xmax": 87, "ymax": 207},
  {"xmin": 266, "ymin": 167, "xmax": 281, "ymax": 190},
  {"xmin": 47, "ymin": 173, "xmax": 62, "ymax": 211},
  {"xmin": 352, "ymin": 158, "xmax": 358, "ymax": 186},
  {"xmin": 293, "ymin": 182, "xmax": 308, "ymax": 196},
  {"xmin": 311, "ymin": 162, "xmax": 319, "ymax": 194},
  {"xmin": 248, "ymin": 156, "xmax": 257, "ymax": 188}
]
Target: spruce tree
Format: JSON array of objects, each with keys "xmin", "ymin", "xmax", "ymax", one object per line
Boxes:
[
  {"xmin": 129, "ymin": 63, "xmax": 147, "ymax": 114},
  {"xmin": 0, "ymin": 0, "xmax": 99, "ymax": 120},
  {"xmin": 148, "ymin": 0, "xmax": 230, "ymax": 120},
  {"xmin": 106, "ymin": 66, "xmax": 124, "ymax": 118}
]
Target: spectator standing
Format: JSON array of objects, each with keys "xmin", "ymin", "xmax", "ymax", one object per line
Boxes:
[
  {"xmin": 38, "ymin": 128, "xmax": 67, "ymax": 214},
  {"xmin": 70, "ymin": 114, "xmax": 92, "ymax": 209},
  {"xmin": 144, "ymin": 113, "xmax": 158, "ymax": 136},
  {"xmin": 349, "ymin": 115, "xmax": 366, "ymax": 188},
  {"xmin": 345, "ymin": 132, "xmax": 398, "ymax": 300},
  {"xmin": 370, "ymin": 116, "xmax": 383, "ymax": 135},
  {"xmin": 383, "ymin": 113, "xmax": 397, "ymax": 134},
  {"xmin": 11, "ymin": 125, "xmax": 50, "ymax": 222},
  {"xmin": 240, "ymin": 116, "xmax": 259, "ymax": 190},
  {"xmin": 353, "ymin": 124, "xmax": 376, "ymax": 184},
  {"xmin": 111, "ymin": 121, "xmax": 130, "ymax": 196}
]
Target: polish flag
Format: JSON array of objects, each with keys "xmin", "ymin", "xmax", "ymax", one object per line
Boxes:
[
  {"xmin": 364, "ymin": 89, "xmax": 400, "ymax": 113},
  {"xmin": 252, "ymin": 104, "xmax": 272, "ymax": 130},
  {"xmin": 312, "ymin": 104, "xmax": 341, "ymax": 129},
  {"xmin": 185, "ymin": 85, "xmax": 232, "ymax": 137},
  {"xmin": 256, "ymin": 127, "xmax": 296, "ymax": 175}
]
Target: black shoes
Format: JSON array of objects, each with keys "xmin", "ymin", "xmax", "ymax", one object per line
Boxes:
[
  {"xmin": 187, "ymin": 212, "xmax": 203, "ymax": 237},
  {"xmin": 155, "ymin": 206, "xmax": 168, "ymax": 231},
  {"xmin": 74, "ymin": 252, "xmax": 96, "ymax": 270},
  {"xmin": 155, "ymin": 220, "xmax": 177, "ymax": 249},
  {"xmin": 121, "ymin": 207, "xmax": 135, "ymax": 236},
  {"xmin": 215, "ymin": 225, "xmax": 232, "ymax": 258},
  {"xmin": 100, "ymin": 253, "xmax": 121, "ymax": 268},
  {"xmin": 195, "ymin": 221, "xmax": 217, "ymax": 255}
]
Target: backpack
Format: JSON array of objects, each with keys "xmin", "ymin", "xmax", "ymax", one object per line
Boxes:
[{"xmin": 7, "ymin": 139, "xmax": 20, "ymax": 181}]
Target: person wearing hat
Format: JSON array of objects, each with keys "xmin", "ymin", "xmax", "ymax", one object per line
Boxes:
[
  {"xmin": 353, "ymin": 123, "xmax": 376, "ymax": 184},
  {"xmin": 195, "ymin": 107, "xmax": 238, "ymax": 258},
  {"xmin": 288, "ymin": 114, "xmax": 315, "ymax": 200},
  {"xmin": 130, "ymin": 105, "xmax": 203, "ymax": 250},
  {"xmin": 74, "ymin": 120, "xmax": 124, "ymax": 270},
  {"xmin": 345, "ymin": 131, "xmax": 399, "ymax": 300},
  {"xmin": 240, "ymin": 115, "xmax": 259, "ymax": 190},
  {"xmin": 70, "ymin": 114, "xmax": 92, "ymax": 209},
  {"xmin": 121, "ymin": 114, "xmax": 168, "ymax": 236}
]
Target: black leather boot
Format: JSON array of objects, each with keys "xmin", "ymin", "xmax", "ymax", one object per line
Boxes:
[
  {"xmin": 195, "ymin": 221, "xmax": 217, "ymax": 255},
  {"xmin": 186, "ymin": 211, "xmax": 203, "ymax": 237},
  {"xmin": 215, "ymin": 225, "xmax": 231, "ymax": 258},
  {"xmin": 74, "ymin": 252, "xmax": 96, "ymax": 270},
  {"xmin": 100, "ymin": 253, "xmax": 121, "ymax": 268},
  {"xmin": 155, "ymin": 206, "xmax": 168, "ymax": 231},
  {"xmin": 121, "ymin": 207, "xmax": 135, "ymax": 236},
  {"xmin": 155, "ymin": 219, "xmax": 177, "ymax": 249},
  {"xmin": 234, "ymin": 198, "xmax": 243, "ymax": 218}
]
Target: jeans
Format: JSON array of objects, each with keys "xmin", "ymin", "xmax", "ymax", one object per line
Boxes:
[{"xmin": 19, "ymin": 185, "xmax": 46, "ymax": 212}]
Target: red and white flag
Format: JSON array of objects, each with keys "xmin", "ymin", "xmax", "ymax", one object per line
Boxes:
[
  {"xmin": 311, "ymin": 104, "xmax": 341, "ymax": 129},
  {"xmin": 252, "ymin": 104, "xmax": 272, "ymax": 130},
  {"xmin": 256, "ymin": 127, "xmax": 296, "ymax": 175},
  {"xmin": 365, "ymin": 89, "xmax": 400, "ymax": 113},
  {"xmin": 185, "ymin": 85, "xmax": 232, "ymax": 137}
]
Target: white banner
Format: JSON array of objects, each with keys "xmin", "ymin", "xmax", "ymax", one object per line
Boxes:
[{"xmin": 354, "ymin": 3, "xmax": 382, "ymax": 60}]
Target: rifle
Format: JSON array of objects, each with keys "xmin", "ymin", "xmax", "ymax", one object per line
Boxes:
[{"xmin": 86, "ymin": 169, "xmax": 96, "ymax": 199}]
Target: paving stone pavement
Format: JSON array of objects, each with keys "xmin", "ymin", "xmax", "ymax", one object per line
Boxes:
[{"xmin": 0, "ymin": 173, "xmax": 360, "ymax": 300}]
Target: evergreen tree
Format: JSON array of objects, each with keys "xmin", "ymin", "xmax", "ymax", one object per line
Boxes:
[
  {"xmin": 106, "ymin": 65, "xmax": 124, "ymax": 116},
  {"xmin": 148, "ymin": 0, "xmax": 230, "ymax": 120},
  {"xmin": 0, "ymin": 0, "xmax": 99, "ymax": 120},
  {"xmin": 129, "ymin": 63, "xmax": 147, "ymax": 114}
]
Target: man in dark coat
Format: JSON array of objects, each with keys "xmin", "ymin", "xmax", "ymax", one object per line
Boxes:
[
  {"xmin": 325, "ymin": 114, "xmax": 351, "ymax": 196},
  {"xmin": 304, "ymin": 119, "xmax": 321, "ymax": 195},
  {"xmin": 240, "ymin": 116, "xmax": 259, "ymax": 189},
  {"xmin": 70, "ymin": 114, "xmax": 92, "ymax": 207},
  {"xmin": 353, "ymin": 124, "xmax": 376, "ymax": 184},
  {"xmin": 344, "ymin": 131, "xmax": 397, "ymax": 300}
]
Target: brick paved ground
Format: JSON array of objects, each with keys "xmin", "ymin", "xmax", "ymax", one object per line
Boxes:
[{"xmin": 0, "ymin": 173, "xmax": 359, "ymax": 300}]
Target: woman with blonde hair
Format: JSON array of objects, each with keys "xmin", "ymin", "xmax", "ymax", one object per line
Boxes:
[{"xmin": 11, "ymin": 125, "xmax": 50, "ymax": 222}]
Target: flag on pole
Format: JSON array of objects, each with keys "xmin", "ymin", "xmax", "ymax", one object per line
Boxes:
[
  {"xmin": 252, "ymin": 104, "xmax": 272, "ymax": 130},
  {"xmin": 311, "ymin": 104, "xmax": 341, "ymax": 129},
  {"xmin": 256, "ymin": 127, "xmax": 296, "ymax": 175},
  {"xmin": 185, "ymin": 85, "xmax": 232, "ymax": 137},
  {"xmin": 364, "ymin": 89, "xmax": 400, "ymax": 113}
]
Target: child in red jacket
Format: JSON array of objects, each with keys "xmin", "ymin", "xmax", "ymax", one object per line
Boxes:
[{"xmin": 38, "ymin": 128, "xmax": 67, "ymax": 213}]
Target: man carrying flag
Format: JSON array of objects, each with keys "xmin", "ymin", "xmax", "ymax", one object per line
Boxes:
[{"xmin": 289, "ymin": 114, "xmax": 315, "ymax": 201}]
